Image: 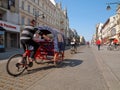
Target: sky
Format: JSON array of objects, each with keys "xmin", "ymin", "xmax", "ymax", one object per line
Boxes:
[{"xmin": 55, "ymin": 0, "xmax": 119, "ymax": 41}]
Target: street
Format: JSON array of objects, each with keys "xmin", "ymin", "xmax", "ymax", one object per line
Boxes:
[{"xmin": 0, "ymin": 45, "xmax": 120, "ymax": 90}]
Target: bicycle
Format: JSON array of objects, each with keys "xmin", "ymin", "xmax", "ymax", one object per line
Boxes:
[
  {"xmin": 6, "ymin": 41, "xmax": 64, "ymax": 77},
  {"xmin": 107, "ymin": 44, "xmax": 120, "ymax": 51},
  {"xmin": 70, "ymin": 44, "xmax": 77, "ymax": 54}
]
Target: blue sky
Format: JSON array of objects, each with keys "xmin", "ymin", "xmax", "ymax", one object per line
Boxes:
[{"xmin": 55, "ymin": 0, "xmax": 119, "ymax": 41}]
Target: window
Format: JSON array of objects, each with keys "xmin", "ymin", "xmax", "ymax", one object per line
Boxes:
[
  {"xmin": 21, "ymin": 1, "xmax": 24, "ymax": 10},
  {"xmin": 38, "ymin": 0, "xmax": 39, "ymax": 5},
  {"xmin": 8, "ymin": 0, "xmax": 15, "ymax": 9},
  {"xmin": 33, "ymin": 8, "xmax": 35, "ymax": 15},
  {"xmin": 8, "ymin": 0, "xmax": 15, "ymax": 7},
  {"xmin": 21, "ymin": 17, "xmax": 25, "ymax": 25},
  {"xmin": 28, "ymin": 18, "xmax": 30, "ymax": 25},
  {"xmin": 28, "ymin": 5, "xmax": 30, "ymax": 13}
]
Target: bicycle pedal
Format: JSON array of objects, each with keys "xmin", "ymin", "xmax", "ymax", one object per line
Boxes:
[
  {"xmin": 16, "ymin": 63, "xmax": 20, "ymax": 67},
  {"xmin": 28, "ymin": 62, "xmax": 33, "ymax": 67}
]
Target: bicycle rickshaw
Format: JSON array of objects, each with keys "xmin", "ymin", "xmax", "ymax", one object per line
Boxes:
[{"xmin": 6, "ymin": 26, "xmax": 65, "ymax": 76}]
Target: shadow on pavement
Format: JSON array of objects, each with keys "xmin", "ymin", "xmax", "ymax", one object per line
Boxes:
[
  {"xmin": 74, "ymin": 51, "xmax": 84, "ymax": 54},
  {"xmin": 60, "ymin": 59, "xmax": 83, "ymax": 68},
  {"xmin": 22, "ymin": 59, "xmax": 83, "ymax": 76},
  {"xmin": 22, "ymin": 65, "xmax": 56, "ymax": 76}
]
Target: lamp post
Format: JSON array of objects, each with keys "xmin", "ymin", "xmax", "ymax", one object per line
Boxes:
[
  {"xmin": 106, "ymin": 2, "xmax": 120, "ymax": 10},
  {"xmin": 34, "ymin": 13, "xmax": 45, "ymax": 26}
]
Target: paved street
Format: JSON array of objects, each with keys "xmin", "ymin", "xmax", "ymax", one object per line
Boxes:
[{"xmin": 0, "ymin": 45, "xmax": 120, "ymax": 90}]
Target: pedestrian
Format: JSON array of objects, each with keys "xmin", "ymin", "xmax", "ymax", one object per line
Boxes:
[
  {"xmin": 70, "ymin": 37, "xmax": 77, "ymax": 50},
  {"xmin": 86, "ymin": 41, "xmax": 90, "ymax": 47},
  {"xmin": 113, "ymin": 38, "xmax": 118, "ymax": 49},
  {"xmin": 96, "ymin": 39, "xmax": 101, "ymax": 50},
  {"xmin": 53, "ymin": 33, "xmax": 65, "ymax": 65}
]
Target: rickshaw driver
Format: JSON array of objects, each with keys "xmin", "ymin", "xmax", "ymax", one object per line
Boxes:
[{"xmin": 20, "ymin": 19, "xmax": 40, "ymax": 67}]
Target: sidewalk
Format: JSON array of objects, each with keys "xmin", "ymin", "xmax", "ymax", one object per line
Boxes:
[{"xmin": 0, "ymin": 48, "xmax": 24, "ymax": 60}]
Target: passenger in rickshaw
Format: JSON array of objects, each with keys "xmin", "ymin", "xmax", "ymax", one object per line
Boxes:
[
  {"xmin": 33, "ymin": 30, "xmax": 51, "ymax": 42},
  {"xmin": 53, "ymin": 33, "xmax": 65, "ymax": 65}
]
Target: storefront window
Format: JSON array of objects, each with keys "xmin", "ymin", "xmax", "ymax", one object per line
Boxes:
[{"xmin": 0, "ymin": 31, "xmax": 4, "ymax": 48}]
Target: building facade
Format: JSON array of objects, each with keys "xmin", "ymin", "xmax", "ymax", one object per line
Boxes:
[
  {"xmin": 0, "ymin": 0, "xmax": 70, "ymax": 52},
  {"xmin": 101, "ymin": 15, "xmax": 119, "ymax": 44},
  {"xmin": 0, "ymin": 0, "xmax": 20, "ymax": 52},
  {"xmin": 19, "ymin": 0, "xmax": 69, "ymax": 36}
]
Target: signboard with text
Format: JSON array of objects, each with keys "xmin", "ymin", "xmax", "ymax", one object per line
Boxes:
[{"xmin": 0, "ymin": 21, "xmax": 20, "ymax": 32}]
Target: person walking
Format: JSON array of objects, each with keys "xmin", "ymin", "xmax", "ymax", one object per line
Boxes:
[
  {"xmin": 86, "ymin": 41, "xmax": 90, "ymax": 48},
  {"xmin": 96, "ymin": 39, "xmax": 101, "ymax": 50},
  {"xmin": 113, "ymin": 38, "xmax": 118, "ymax": 49},
  {"xmin": 53, "ymin": 33, "xmax": 65, "ymax": 65}
]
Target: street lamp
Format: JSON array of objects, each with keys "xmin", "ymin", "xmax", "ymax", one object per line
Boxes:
[
  {"xmin": 35, "ymin": 13, "xmax": 45, "ymax": 26},
  {"xmin": 106, "ymin": 2, "xmax": 120, "ymax": 10}
]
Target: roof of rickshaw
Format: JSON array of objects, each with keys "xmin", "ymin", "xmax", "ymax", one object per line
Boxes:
[{"xmin": 38, "ymin": 26, "xmax": 61, "ymax": 35}]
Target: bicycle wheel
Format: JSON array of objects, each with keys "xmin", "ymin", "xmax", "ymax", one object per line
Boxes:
[
  {"xmin": 35, "ymin": 57, "xmax": 44, "ymax": 64},
  {"xmin": 70, "ymin": 47, "xmax": 74, "ymax": 54},
  {"xmin": 58, "ymin": 52, "xmax": 64, "ymax": 61},
  {"xmin": 107, "ymin": 46, "xmax": 110, "ymax": 50},
  {"xmin": 75, "ymin": 47, "xmax": 77, "ymax": 53},
  {"xmin": 107, "ymin": 46, "xmax": 113, "ymax": 51},
  {"xmin": 115, "ymin": 46, "xmax": 120, "ymax": 51},
  {"xmin": 6, "ymin": 54, "xmax": 27, "ymax": 77}
]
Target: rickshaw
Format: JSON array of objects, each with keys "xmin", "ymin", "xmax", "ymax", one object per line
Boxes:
[{"xmin": 6, "ymin": 26, "xmax": 65, "ymax": 76}]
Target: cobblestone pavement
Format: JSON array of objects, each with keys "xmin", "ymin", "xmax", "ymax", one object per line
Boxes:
[
  {"xmin": 0, "ymin": 62, "xmax": 55, "ymax": 90},
  {"xmin": 0, "ymin": 46, "xmax": 73, "ymax": 90}
]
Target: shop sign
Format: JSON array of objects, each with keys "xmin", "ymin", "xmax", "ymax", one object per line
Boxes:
[{"xmin": 0, "ymin": 21, "xmax": 20, "ymax": 32}]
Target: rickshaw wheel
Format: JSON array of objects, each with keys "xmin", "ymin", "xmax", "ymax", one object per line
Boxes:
[
  {"xmin": 35, "ymin": 57, "xmax": 44, "ymax": 64},
  {"xmin": 54, "ymin": 52, "xmax": 63, "ymax": 67}
]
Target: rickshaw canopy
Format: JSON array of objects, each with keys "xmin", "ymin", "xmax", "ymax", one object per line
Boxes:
[{"xmin": 37, "ymin": 26, "xmax": 65, "ymax": 52}]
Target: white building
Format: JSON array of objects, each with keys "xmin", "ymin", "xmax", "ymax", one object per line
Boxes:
[{"xmin": 102, "ymin": 15, "xmax": 119, "ymax": 44}]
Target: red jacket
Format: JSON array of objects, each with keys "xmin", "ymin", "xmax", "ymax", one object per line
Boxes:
[
  {"xmin": 113, "ymin": 39, "xmax": 118, "ymax": 44},
  {"xmin": 96, "ymin": 40, "xmax": 101, "ymax": 45}
]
